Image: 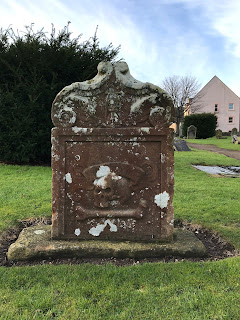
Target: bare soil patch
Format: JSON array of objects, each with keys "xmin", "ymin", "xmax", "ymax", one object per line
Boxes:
[
  {"xmin": 187, "ymin": 143, "xmax": 240, "ymax": 160},
  {"xmin": 0, "ymin": 218, "xmax": 238, "ymax": 267}
]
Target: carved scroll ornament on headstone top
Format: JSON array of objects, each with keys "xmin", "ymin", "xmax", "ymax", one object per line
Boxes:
[
  {"xmin": 51, "ymin": 61, "xmax": 175, "ymax": 242},
  {"xmin": 51, "ymin": 61, "xmax": 174, "ymax": 129}
]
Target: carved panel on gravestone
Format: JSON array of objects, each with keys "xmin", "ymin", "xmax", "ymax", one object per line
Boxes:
[
  {"xmin": 51, "ymin": 61, "xmax": 175, "ymax": 242},
  {"xmin": 187, "ymin": 125, "xmax": 197, "ymax": 139}
]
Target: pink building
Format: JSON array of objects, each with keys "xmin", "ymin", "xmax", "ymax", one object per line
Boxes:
[{"xmin": 189, "ymin": 76, "xmax": 240, "ymax": 132}]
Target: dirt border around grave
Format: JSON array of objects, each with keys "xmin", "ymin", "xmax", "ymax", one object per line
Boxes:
[
  {"xmin": 0, "ymin": 218, "xmax": 238, "ymax": 267},
  {"xmin": 187, "ymin": 143, "xmax": 240, "ymax": 161}
]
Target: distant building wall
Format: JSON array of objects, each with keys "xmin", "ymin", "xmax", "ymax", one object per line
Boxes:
[{"xmin": 190, "ymin": 76, "xmax": 240, "ymax": 132}]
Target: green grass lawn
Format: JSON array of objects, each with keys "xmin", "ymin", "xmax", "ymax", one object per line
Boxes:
[
  {"xmin": 186, "ymin": 136, "xmax": 240, "ymax": 151},
  {"xmin": 0, "ymin": 149, "xmax": 240, "ymax": 319}
]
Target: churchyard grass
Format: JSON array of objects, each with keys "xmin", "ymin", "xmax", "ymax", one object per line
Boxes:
[
  {"xmin": 0, "ymin": 258, "xmax": 240, "ymax": 320},
  {"xmin": 174, "ymin": 149, "xmax": 240, "ymax": 248},
  {"xmin": 1, "ymin": 149, "xmax": 239, "ymax": 247},
  {"xmin": 0, "ymin": 149, "xmax": 240, "ymax": 319},
  {"xmin": 186, "ymin": 136, "xmax": 240, "ymax": 151},
  {"xmin": 0, "ymin": 165, "xmax": 52, "ymax": 232}
]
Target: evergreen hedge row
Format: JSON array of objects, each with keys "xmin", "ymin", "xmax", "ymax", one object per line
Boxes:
[
  {"xmin": 0, "ymin": 24, "xmax": 120, "ymax": 164},
  {"xmin": 183, "ymin": 113, "xmax": 217, "ymax": 139}
]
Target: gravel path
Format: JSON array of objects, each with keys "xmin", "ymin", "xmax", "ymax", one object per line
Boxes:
[{"xmin": 187, "ymin": 143, "xmax": 240, "ymax": 161}]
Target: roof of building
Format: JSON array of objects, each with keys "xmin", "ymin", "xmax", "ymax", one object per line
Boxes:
[{"xmin": 198, "ymin": 75, "xmax": 240, "ymax": 99}]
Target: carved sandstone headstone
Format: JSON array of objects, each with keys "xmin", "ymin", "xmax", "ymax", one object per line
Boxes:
[
  {"xmin": 187, "ymin": 125, "xmax": 197, "ymax": 139},
  {"xmin": 216, "ymin": 129, "xmax": 223, "ymax": 139},
  {"xmin": 231, "ymin": 128, "xmax": 238, "ymax": 136},
  {"xmin": 51, "ymin": 61, "xmax": 174, "ymax": 242}
]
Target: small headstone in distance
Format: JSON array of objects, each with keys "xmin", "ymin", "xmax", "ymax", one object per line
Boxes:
[
  {"xmin": 187, "ymin": 125, "xmax": 197, "ymax": 139},
  {"xmin": 231, "ymin": 128, "xmax": 238, "ymax": 136},
  {"xmin": 216, "ymin": 129, "xmax": 222, "ymax": 139},
  {"xmin": 174, "ymin": 138, "xmax": 191, "ymax": 151}
]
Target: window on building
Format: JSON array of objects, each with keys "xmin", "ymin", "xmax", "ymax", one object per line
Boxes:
[
  {"xmin": 229, "ymin": 103, "xmax": 234, "ymax": 110},
  {"xmin": 214, "ymin": 104, "xmax": 218, "ymax": 112},
  {"xmin": 229, "ymin": 117, "xmax": 233, "ymax": 123}
]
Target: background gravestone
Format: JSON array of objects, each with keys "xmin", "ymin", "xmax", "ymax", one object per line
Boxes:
[
  {"xmin": 174, "ymin": 138, "xmax": 191, "ymax": 151},
  {"xmin": 187, "ymin": 125, "xmax": 197, "ymax": 139},
  {"xmin": 216, "ymin": 129, "xmax": 223, "ymax": 139},
  {"xmin": 51, "ymin": 61, "xmax": 175, "ymax": 242},
  {"xmin": 231, "ymin": 128, "xmax": 238, "ymax": 136}
]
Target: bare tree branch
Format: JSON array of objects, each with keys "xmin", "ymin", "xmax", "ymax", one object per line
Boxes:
[{"xmin": 161, "ymin": 75, "xmax": 203, "ymax": 135}]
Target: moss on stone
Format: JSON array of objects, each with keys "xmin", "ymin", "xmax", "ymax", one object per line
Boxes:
[{"xmin": 7, "ymin": 225, "xmax": 207, "ymax": 261}]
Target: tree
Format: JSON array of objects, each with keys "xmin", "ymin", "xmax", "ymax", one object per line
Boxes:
[
  {"xmin": 161, "ymin": 75, "xmax": 202, "ymax": 135},
  {"xmin": 0, "ymin": 23, "xmax": 120, "ymax": 164},
  {"xmin": 183, "ymin": 113, "xmax": 217, "ymax": 139}
]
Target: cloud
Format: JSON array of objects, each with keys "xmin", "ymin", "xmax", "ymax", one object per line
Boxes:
[
  {"xmin": 207, "ymin": 2, "xmax": 240, "ymax": 57},
  {"xmin": 164, "ymin": 0, "xmax": 240, "ymax": 58},
  {"xmin": 1, "ymin": 0, "xmax": 240, "ymax": 95}
]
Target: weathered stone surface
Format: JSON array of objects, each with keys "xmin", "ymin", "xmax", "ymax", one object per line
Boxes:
[
  {"xmin": 7, "ymin": 225, "xmax": 207, "ymax": 261},
  {"xmin": 174, "ymin": 138, "xmax": 191, "ymax": 151},
  {"xmin": 187, "ymin": 125, "xmax": 197, "ymax": 139},
  {"xmin": 216, "ymin": 129, "xmax": 222, "ymax": 139},
  {"xmin": 51, "ymin": 61, "xmax": 175, "ymax": 242},
  {"xmin": 231, "ymin": 128, "xmax": 238, "ymax": 136}
]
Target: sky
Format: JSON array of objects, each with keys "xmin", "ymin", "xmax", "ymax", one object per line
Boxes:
[{"xmin": 1, "ymin": 0, "xmax": 240, "ymax": 96}]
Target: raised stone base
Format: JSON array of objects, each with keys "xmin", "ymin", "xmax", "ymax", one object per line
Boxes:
[{"xmin": 7, "ymin": 225, "xmax": 207, "ymax": 261}]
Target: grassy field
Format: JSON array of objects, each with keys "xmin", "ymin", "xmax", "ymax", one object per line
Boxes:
[
  {"xmin": 186, "ymin": 136, "xmax": 240, "ymax": 151},
  {"xmin": 0, "ymin": 259, "xmax": 240, "ymax": 320},
  {"xmin": 0, "ymin": 149, "xmax": 240, "ymax": 319}
]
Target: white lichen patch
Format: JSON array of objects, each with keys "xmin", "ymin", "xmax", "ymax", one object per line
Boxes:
[
  {"xmin": 61, "ymin": 105, "xmax": 76, "ymax": 124},
  {"xmin": 34, "ymin": 229, "xmax": 45, "ymax": 235},
  {"xmin": 65, "ymin": 172, "xmax": 72, "ymax": 184},
  {"xmin": 130, "ymin": 94, "xmax": 157, "ymax": 113},
  {"xmin": 96, "ymin": 166, "xmax": 111, "ymax": 178},
  {"xmin": 72, "ymin": 127, "xmax": 88, "ymax": 134},
  {"xmin": 116, "ymin": 218, "xmax": 136, "ymax": 230},
  {"xmin": 140, "ymin": 127, "xmax": 150, "ymax": 134},
  {"xmin": 150, "ymin": 106, "xmax": 164, "ymax": 116},
  {"xmin": 94, "ymin": 169, "xmax": 121, "ymax": 188},
  {"xmin": 161, "ymin": 153, "xmax": 167, "ymax": 163},
  {"xmin": 112, "ymin": 174, "xmax": 122, "ymax": 181},
  {"xmin": 94, "ymin": 176, "xmax": 108, "ymax": 188},
  {"xmin": 154, "ymin": 191, "xmax": 170, "ymax": 209},
  {"xmin": 75, "ymin": 228, "xmax": 81, "ymax": 236},
  {"xmin": 89, "ymin": 219, "xmax": 117, "ymax": 236},
  {"xmin": 132, "ymin": 142, "xmax": 140, "ymax": 147}
]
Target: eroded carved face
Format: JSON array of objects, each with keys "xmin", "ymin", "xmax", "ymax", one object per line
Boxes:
[{"xmin": 93, "ymin": 171, "xmax": 131, "ymax": 208}]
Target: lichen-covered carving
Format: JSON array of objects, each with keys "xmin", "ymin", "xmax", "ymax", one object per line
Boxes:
[
  {"xmin": 51, "ymin": 61, "xmax": 174, "ymax": 129},
  {"xmin": 51, "ymin": 61, "xmax": 174, "ymax": 242}
]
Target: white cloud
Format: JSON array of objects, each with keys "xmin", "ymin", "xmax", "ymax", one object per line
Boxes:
[
  {"xmin": 0, "ymin": 0, "xmax": 240, "ymax": 95},
  {"xmin": 166, "ymin": 0, "xmax": 240, "ymax": 58}
]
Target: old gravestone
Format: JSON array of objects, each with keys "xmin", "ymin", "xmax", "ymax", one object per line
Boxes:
[
  {"xmin": 216, "ymin": 129, "xmax": 222, "ymax": 139},
  {"xmin": 187, "ymin": 125, "xmax": 197, "ymax": 139},
  {"xmin": 6, "ymin": 61, "xmax": 207, "ymax": 261},
  {"xmin": 51, "ymin": 61, "xmax": 175, "ymax": 242},
  {"xmin": 231, "ymin": 128, "xmax": 238, "ymax": 136},
  {"xmin": 174, "ymin": 138, "xmax": 191, "ymax": 151}
]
